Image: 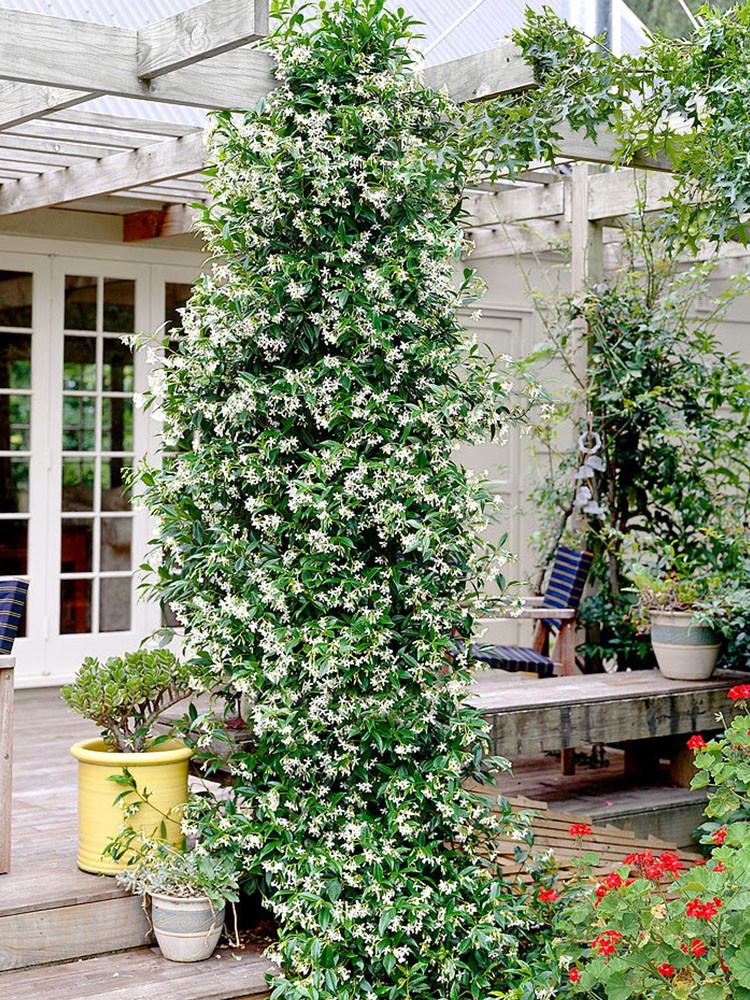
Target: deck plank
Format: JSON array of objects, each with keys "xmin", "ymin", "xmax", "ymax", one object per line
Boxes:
[{"xmin": 0, "ymin": 947, "xmax": 271, "ymax": 1000}]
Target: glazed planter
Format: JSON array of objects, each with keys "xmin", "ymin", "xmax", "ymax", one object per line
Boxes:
[
  {"xmin": 150, "ymin": 892, "xmax": 225, "ymax": 962},
  {"xmin": 70, "ymin": 737, "xmax": 192, "ymax": 875},
  {"xmin": 650, "ymin": 610, "xmax": 721, "ymax": 681}
]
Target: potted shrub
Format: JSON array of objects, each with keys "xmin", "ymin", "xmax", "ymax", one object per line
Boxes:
[
  {"xmin": 116, "ymin": 839, "xmax": 240, "ymax": 963},
  {"xmin": 62, "ymin": 648, "xmax": 193, "ymax": 875},
  {"xmin": 632, "ymin": 568, "xmax": 722, "ymax": 680}
]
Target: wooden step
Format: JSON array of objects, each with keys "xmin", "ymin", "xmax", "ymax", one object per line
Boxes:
[
  {"xmin": 0, "ymin": 829, "xmax": 151, "ymax": 971},
  {"xmin": 566, "ymin": 786, "xmax": 708, "ymax": 848},
  {"xmin": 0, "ymin": 947, "xmax": 272, "ymax": 1000}
]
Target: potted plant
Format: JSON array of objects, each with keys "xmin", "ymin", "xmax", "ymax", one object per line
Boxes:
[
  {"xmin": 115, "ymin": 839, "xmax": 241, "ymax": 963},
  {"xmin": 61, "ymin": 648, "xmax": 194, "ymax": 875},
  {"xmin": 632, "ymin": 568, "xmax": 722, "ymax": 681}
]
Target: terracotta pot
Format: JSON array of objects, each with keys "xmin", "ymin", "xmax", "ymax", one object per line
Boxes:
[
  {"xmin": 70, "ymin": 737, "xmax": 192, "ymax": 875},
  {"xmin": 649, "ymin": 610, "xmax": 721, "ymax": 681},
  {"xmin": 150, "ymin": 892, "xmax": 225, "ymax": 962}
]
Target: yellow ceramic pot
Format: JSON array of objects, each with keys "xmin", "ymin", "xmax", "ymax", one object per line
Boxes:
[{"xmin": 70, "ymin": 737, "xmax": 193, "ymax": 876}]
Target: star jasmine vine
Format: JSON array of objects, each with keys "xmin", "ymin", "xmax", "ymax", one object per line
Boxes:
[{"xmin": 133, "ymin": 1, "xmax": 536, "ymax": 996}]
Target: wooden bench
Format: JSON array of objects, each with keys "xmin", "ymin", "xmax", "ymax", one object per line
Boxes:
[
  {"xmin": 470, "ymin": 668, "xmax": 743, "ymax": 782},
  {"xmin": 0, "ymin": 657, "xmax": 13, "ymax": 874}
]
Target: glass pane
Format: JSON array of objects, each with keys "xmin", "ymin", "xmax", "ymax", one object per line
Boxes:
[
  {"xmin": 0, "ymin": 333, "xmax": 31, "ymax": 388},
  {"xmin": 102, "ymin": 339, "xmax": 134, "ymax": 392},
  {"xmin": 165, "ymin": 282, "xmax": 192, "ymax": 333},
  {"xmin": 61, "ymin": 517, "xmax": 93, "ymax": 573},
  {"xmin": 101, "ymin": 457, "xmax": 131, "ymax": 511},
  {"xmin": 0, "ymin": 394, "xmax": 31, "ymax": 451},
  {"xmin": 100, "ymin": 577, "xmax": 131, "ymax": 632},
  {"xmin": 63, "ymin": 336, "xmax": 96, "ymax": 391},
  {"xmin": 62, "ymin": 395, "xmax": 96, "ymax": 452},
  {"xmin": 0, "ymin": 518, "xmax": 27, "ymax": 573},
  {"xmin": 0, "ymin": 458, "xmax": 29, "ymax": 512},
  {"xmin": 62, "ymin": 458, "xmax": 95, "ymax": 512},
  {"xmin": 60, "ymin": 578, "xmax": 91, "ymax": 634},
  {"xmin": 101, "ymin": 397, "xmax": 133, "ymax": 452},
  {"xmin": 64, "ymin": 275, "xmax": 97, "ymax": 331},
  {"xmin": 103, "ymin": 278, "xmax": 135, "ymax": 333},
  {"xmin": 101, "ymin": 517, "xmax": 131, "ymax": 571},
  {"xmin": 0, "ymin": 271, "xmax": 32, "ymax": 328}
]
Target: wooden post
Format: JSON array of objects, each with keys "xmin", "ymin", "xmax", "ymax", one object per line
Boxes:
[
  {"xmin": 560, "ymin": 166, "xmax": 603, "ymax": 778},
  {"xmin": 0, "ymin": 655, "xmax": 14, "ymax": 874}
]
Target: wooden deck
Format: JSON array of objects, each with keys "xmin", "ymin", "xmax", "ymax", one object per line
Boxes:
[
  {"xmin": 0, "ymin": 681, "xmax": 704, "ymax": 995},
  {"xmin": 470, "ymin": 668, "xmax": 742, "ymax": 758},
  {"xmin": 1, "ymin": 687, "xmax": 273, "ymax": 998}
]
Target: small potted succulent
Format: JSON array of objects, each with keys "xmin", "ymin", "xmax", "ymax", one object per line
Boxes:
[
  {"xmin": 632, "ymin": 567, "xmax": 722, "ymax": 681},
  {"xmin": 116, "ymin": 839, "xmax": 241, "ymax": 962},
  {"xmin": 62, "ymin": 648, "xmax": 194, "ymax": 875}
]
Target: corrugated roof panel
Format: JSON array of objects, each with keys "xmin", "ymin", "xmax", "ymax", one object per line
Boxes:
[{"xmin": 0, "ymin": 0, "xmax": 194, "ymax": 27}]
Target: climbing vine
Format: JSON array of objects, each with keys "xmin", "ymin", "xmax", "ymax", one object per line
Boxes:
[{"xmin": 134, "ymin": 2, "xmax": 543, "ymax": 997}]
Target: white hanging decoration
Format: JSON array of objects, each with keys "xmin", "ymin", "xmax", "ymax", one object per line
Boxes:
[{"xmin": 573, "ymin": 427, "xmax": 606, "ymax": 517}]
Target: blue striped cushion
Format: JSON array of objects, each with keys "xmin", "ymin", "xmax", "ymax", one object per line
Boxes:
[
  {"xmin": 0, "ymin": 579, "xmax": 29, "ymax": 654},
  {"xmin": 542, "ymin": 546, "xmax": 592, "ymax": 631},
  {"xmin": 471, "ymin": 643, "xmax": 554, "ymax": 678}
]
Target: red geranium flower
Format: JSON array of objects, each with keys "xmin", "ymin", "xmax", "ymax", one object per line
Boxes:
[
  {"xmin": 691, "ymin": 938, "xmax": 708, "ymax": 957},
  {"xmin": 657, "ymin": 963, "xmax": 676, "ymax": 978},
  {"xmin": 686, "ymin": 897, "xmax": 721, "ymax": 920},
  {"xmin": 569, "ymin": 823, "xmax": 593, "ymax": 838},
  {"xmin": 712, "ymin": 827, "xmax": 727, "ymax": 845},
  {"xmin": 728, "ymin": 684, "xmax": 750, "ymax": 701},
  {"xmin": 592, "ymin": 930, "xmax": 623, "ymax": 957},
  {"xmin": 537, "ymin": 887, "xmax": 560, "ymax": 903},
  {"xmin": 569, "ymin": 968, "xmax": 581, "ymax": 983},
  {"xmin": 687, "ymin": 734, "xmax": 707, "ymax": 750}
]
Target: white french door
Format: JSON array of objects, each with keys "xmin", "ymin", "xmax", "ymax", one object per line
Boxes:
[{"xmin": 0, "ymin": 252, "xmax": 199, "ymax": 686}]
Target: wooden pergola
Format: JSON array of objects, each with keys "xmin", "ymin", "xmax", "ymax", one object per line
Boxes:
[{"xmin": 0, "ymin": 0, "xmax": 685, "ymax": 262}]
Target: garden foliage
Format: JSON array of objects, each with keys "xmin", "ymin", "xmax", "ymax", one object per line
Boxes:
[
  {"xmin": 134, "ymin": 2, "xmax": 536, "ymax": 996},
  {"xmin": 524, "ymin": 233, "xmax": 750, "ymax": 670},
  {"xmin": 517, "ymin": 688, "xmax": 750, "ymax": 1000}
]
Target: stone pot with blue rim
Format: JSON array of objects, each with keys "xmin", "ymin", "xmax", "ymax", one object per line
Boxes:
[
  {"xmin": 649, "ymin": 610, "xmax": 721, "ymax": 681},
  {"xmin": 150, "ymin": 892, "xmax": 225, "ymax": 962}
]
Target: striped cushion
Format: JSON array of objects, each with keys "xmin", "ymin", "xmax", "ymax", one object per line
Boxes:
[
  {"xmin": 471, "ymin": 643, "xmax": 554, "ymax": 679},
  {"xmin": 0, "ymin": 579, "xmax": 29, "ymax": 654},
  {"xmin": 542, "ymin": 546, "xmax": 592, "ymax": 631}
]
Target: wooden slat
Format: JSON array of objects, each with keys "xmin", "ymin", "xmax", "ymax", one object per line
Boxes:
[
  {"xmin": 465, "ymin": 182, "xmax": 566, "ymax": 225},
  {"xmin": 0, "ymin": 657, "xmax": 12, "ymax": 874},
  {"xmin": 588, "ymin": 167, "xmax": 678, "ymax": 221},
  {"xmin": 51, "ymin": 111, "xmax": 203, "ymax": 138},
  {"xmin": 0, "ymin": 83, "xmax": 90, "ymax": 131},
  {"xmin": 422, "ymin": 43, "xmax": 535, "ymax": 102},
  {"xmin": 0, "ymin": 897, "xmax": 150, "ymax": 971},
  {"xmin": 0, "ymin": 133, "xmax": 116, "ymax": 160},
  {"xmin": 137, "ymin": 0, "xmax": 269, "ymax": 79},
  {"xmin": 0, "ymin": 132, "xmax": 207, "ymax": 216},
  {"xmin": 465, "ymin": 220, "xmax": 568, "ymax": 258},
  {"xmin": 0, "ymin": 947, "xmax": 272, "ymax": 999}
]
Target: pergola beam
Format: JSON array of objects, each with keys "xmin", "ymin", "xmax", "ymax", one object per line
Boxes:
[
  {"xmin": 137, "ymin": 0, "xmax": 269, "ymax": 79},
  {"xmin": 0, "ymin": 132, "xmax": 206, "ymax": 216},
  {"xmin": 0, "ymin": 9, "xmax": 276, "ymax": 111},
  {"xmin": 0, "ymin": 83, "xmax": 90, "ymax": 130},
  {"xmin": 588, "ymin": 168, "xmax": 677, "ymax": 221},
  {"xmin": 422, "ymin": 44, "xmax": 535, "ymax": 101}
]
